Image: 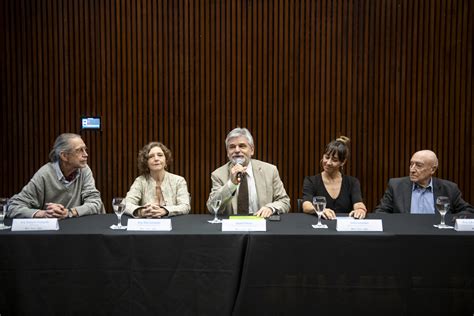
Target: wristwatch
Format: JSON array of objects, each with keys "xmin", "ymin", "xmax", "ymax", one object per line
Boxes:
[{"xmin": 68, "ymin": 208, "xmax": 78, "ymax": 218}]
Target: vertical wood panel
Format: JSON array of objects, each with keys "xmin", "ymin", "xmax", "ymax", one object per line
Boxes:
[{"xmin": 1, "ymin": 0, "xmax": 473, "ymax": 213}]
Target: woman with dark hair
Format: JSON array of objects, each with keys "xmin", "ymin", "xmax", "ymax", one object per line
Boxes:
[
  {"xmin": 302, "ymin": 136, "xmax": 367, "ymax": 219},
  {"xmin": 124, "ymin": 142, "xmax": 190, "ymax": 218}
]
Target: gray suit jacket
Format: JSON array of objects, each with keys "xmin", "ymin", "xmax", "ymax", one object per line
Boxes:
[
  {"xmin": 208, "ymin": 159, "xmax": 290, "ymax": 215},
  {"xmin": 374, "ymin": 176, "xmax": 474, "ymax": 214}
]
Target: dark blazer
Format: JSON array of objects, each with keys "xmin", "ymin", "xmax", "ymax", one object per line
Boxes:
[{"xmin": 374, "ymin": 176, "xmax": 474, "ymax": 214}]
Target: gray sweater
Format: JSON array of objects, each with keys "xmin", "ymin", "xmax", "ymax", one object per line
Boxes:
[{"xmin": 8, "ymin": 162, "xmax": 103, "ymax": 218}]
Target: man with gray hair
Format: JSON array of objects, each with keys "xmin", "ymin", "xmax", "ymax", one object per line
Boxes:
[
  {"xmin": 375, "ymin": 150, "xmax": 473, "ymax": 214},
  {"xmin": 8, "ymin": 133, "xmax": 103, "ymax": 218},
  {"xmin": 207, "ymin": 127, "xmax": 290, "ymax": 218}
]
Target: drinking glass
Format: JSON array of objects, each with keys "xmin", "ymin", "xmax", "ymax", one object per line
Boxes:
[
  {"xmin": 434, "ymin": 196, "xmax": 453, "ymax": 229},
  {"xmin": 110, "ymin": 197, "xmax": 127, "ymax": 230},
  {"xmin": 312, "ymin": 196, "xmax": 328, "ymax": 229},
  {"xmin": 208, "ymin": 194, "xmax": 222, "ymax": 224},
  {"xmin": 0, "ymin": 198, "xmax": 11, "ymax": 230}
]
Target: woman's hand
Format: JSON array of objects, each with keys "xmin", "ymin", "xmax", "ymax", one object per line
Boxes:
[
  {"xmin": 349, "ymin": 209, "xmax": 366, "ymax": 219},
  {"xmin": 322, "ymin": 208, "xmax": 337, "ymax": 220},
  {"xmin": 139, "ymin": 203, "xmax": 168, "ymax": 218},
  {"xmin": 349, "ymin": 202, "xmax": 368, "ymax": 219}
]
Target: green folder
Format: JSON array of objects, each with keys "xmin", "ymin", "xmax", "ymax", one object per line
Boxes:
[{"xmin": 228, "ymin": 216, "xmax": 264, "ymax": 220}]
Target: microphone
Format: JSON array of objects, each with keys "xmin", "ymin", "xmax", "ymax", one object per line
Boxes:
[{"xmin": 233, "ymin": 157, "xmax": 245, "ymax": 181}]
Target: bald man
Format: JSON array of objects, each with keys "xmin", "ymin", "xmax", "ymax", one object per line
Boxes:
[{"xmin": 375, "ymin": 150, "xmax": 474, "ymax": 214}]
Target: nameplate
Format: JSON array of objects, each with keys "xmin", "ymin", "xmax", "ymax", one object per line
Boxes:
[
  {"xmin": 11, "ymin": 218, "xmax": 59, "ymax": 231},
  {"xmin": 222, "ymin": 218, "xmax": 266, "ymax": 231},
  {"xmin": 127, "ymin": 219, "xmax": 172, "ymax": 231},
  {"xmin": 454, "ymin": 219, "xmax": 474, "ymax": 231},
  {"xmin": 336, "ymin": 219, "xmax": 383, "ymax": 232}
]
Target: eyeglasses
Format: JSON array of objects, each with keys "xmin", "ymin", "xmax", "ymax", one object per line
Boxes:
[
  {"xmin": 70, "ymin": 147, "xmax": 88, "ymax": 155},
  {"xmin": 409, "ymin": 162, "xmax": 424, "ymax": 170}
]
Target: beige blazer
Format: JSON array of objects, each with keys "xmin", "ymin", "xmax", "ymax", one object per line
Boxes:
[
  {"xmin": 124, "ymin": 172, "xmax": 190, "ymax": 217},
  {"xmin": 208, "ymin": 159, "xmax": 290, "ymax": 215}
]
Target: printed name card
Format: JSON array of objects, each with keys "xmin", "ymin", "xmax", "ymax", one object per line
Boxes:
[
  {"xmin": 127, "ymin": 219, "xmax": 172, "ymax": 231},
  {"xmin": 336, "ymin": 219, "xmax": 383, "ymax": 232},
  {"xmin": 454, "ymin": 219, "xmax": 474, "ymax": 231},
  {"xmin": 222, "ymin": 218, "xmax": 267, "ymax": 231},
  {"xmin": 11, "ymin": 218, "xmax": 59, "ymax": 231}
]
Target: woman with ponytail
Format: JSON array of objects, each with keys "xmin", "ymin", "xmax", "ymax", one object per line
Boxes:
[{"xmin": 301, "ymin": 136, "xmax": 367, "ymax": 219}]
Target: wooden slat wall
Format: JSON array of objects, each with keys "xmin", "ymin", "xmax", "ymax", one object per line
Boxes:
[{"xmin": 1, "ymin": 0, "xmax": 473, "ymax": 213}]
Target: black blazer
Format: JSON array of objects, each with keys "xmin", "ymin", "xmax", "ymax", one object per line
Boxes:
[{"xmin": 374, "ymin": 177, "xmax": 474, "ymax": 214}]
